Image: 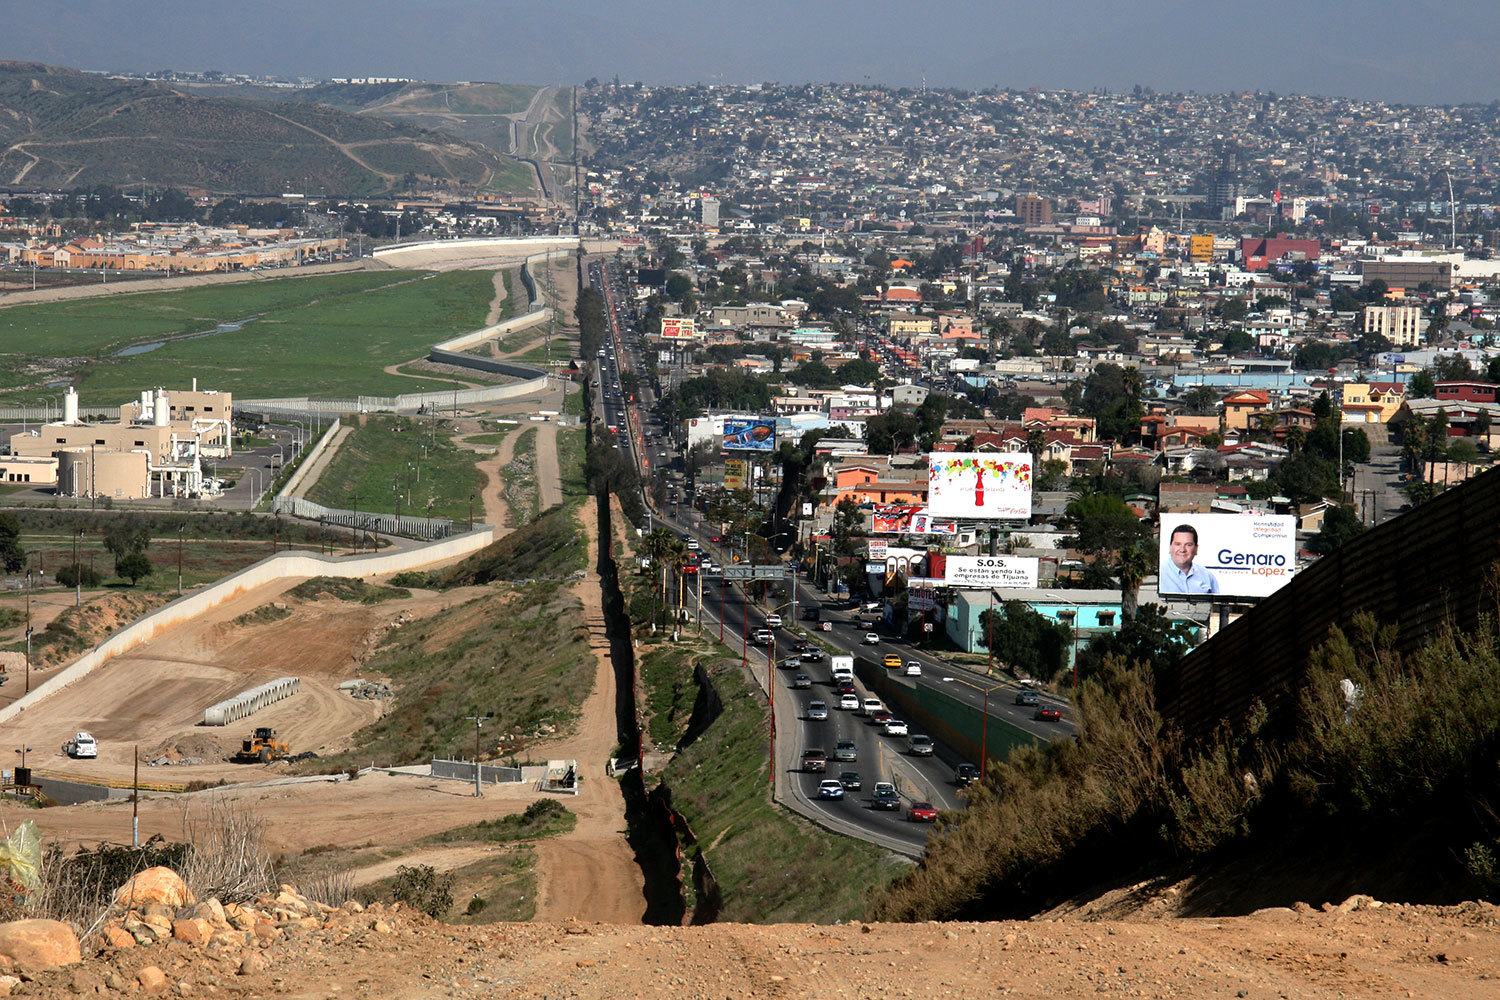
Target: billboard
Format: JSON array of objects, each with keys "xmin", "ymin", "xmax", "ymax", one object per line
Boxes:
[
  {"xmin": 660, "ymin": 317, "xmax": 699, "ymax": 340},
  {"xmin": 723, "ymin": 459, "xmax": 748, "ymax": 490},
  {"xmin": 873, "ymin": 506, "xmax": 958, "ymax": 534},
  {"xmin": 867, "ymin": 539, "xmax": 888, "ymax": 560},
  {"xmin": 723, "ymin": 418, "xmax": 775, "ymax": 452},
  {"xmin": 873, "ymin": 505, "xmax": 922, "ymax": 533},
  {"xmin": 909, "ymin": 512, "xmax": 958, "ymax": 535},
  {"xmin": 928, "ymin": 453, "xmax": 1033, "ymax": 519},
  {"xmin": 1157, "ymin": 514, "xmax": 1297, "ymax": 599},
  {"xmin": 942, "ymin": 556, "xmax": 1040, "ymax": 590}
]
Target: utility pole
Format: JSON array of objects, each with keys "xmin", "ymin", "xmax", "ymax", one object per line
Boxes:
[
  {"xmin": 177, "ymin": 524, "xmax": 185, "ymax": 594},
  {"xmin": 132, "ymin": 746, "xmax": 140, "ymax": 847},
  {"xmin": 463, "ymin": 713, "xmax": 493, "ymax": 797}
]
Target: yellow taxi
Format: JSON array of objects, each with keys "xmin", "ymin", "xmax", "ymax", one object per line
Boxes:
[{"xmin": 883, "ymin": 653, "xmax": 902, "ymax": 669}]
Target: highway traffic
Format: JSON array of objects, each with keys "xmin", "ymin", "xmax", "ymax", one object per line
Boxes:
[{"xmin": 585, "ymin": 256, "xmax": 1072, "ymax": 854}]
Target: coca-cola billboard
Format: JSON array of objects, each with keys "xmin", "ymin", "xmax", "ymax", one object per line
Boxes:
[{"xmin": 927, "ymin": 453, "xmax": 1032, "ymax": 519}]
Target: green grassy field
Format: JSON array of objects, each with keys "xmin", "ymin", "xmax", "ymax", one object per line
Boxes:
[
  {"xmin": 0, "ymin": 269, "xmax": 500, "ymax": 403},
  {"xmin": 486, "ymin": 156, "xmax": 538, "ymax": 194},
  {"xmin": 304, "ymin": 415, "xmax": 485, "ymax": 523}
]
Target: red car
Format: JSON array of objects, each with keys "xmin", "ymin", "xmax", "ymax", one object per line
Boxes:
[
  {"xmin": 709, "ymin": 535, "xmax": 721, "ymax": 543},
  {"xmin": 1034, "ymin": 706, "xmax": 1062, "ymax": 723},
  {"xmin": 870, "ymin": 709, "xmax": 893, "ymax": 726},
  {"xmin": 836, "ymin": 680, "xmax": 856, "ymax": 696},
  {"xmin": 907, "ymin": 802, "xmax": 938, "ymax": 823}
]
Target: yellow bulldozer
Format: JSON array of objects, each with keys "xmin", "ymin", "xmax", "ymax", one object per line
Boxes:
[{"xmin": 234, "ymin": 727, "xmax": 290, "ymax": 764}]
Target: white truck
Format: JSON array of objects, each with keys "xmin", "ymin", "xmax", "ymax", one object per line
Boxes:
[
  {"xmin": 62, "ymin": 732, "xmax": 98, "ymax": 759},
  {"xmin": 830, "ymin": 655, "xmax": 855, "ymax": 681}
]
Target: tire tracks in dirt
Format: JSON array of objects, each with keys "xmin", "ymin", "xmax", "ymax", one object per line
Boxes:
[{"xmin": 527, "ymin": 492, "xmax": 646, "ymax": 924}]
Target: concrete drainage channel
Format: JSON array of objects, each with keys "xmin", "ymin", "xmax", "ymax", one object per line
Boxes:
[{"xmin": 596, "ymin": 482, "xmax": 688, "ymax": 925}]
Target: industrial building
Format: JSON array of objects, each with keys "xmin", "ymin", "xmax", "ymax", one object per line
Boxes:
[{"xmin": 5, "ymin": 382, "xmax": 233, "ymax": 500}]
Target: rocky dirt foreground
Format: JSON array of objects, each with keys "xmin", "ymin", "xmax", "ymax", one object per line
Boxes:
[{"xmin": 0, "ymin": 871, "xmax": 1497, "ymax": 999}]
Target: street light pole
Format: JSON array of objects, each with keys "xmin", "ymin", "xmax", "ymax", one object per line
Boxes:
[{"xmin": 177, "ymin": 524, "xmax": 184, "ymax": 595}]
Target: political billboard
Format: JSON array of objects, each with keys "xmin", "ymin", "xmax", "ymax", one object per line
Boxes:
[
  {"xmin": 1157, "ymin": 514, "xmax": 1297, "ymax": 599},
  {"xmin": 943, "ymin": 555, "xmax": 1039, "ymax": 590},
  {"xmin": 722, "ymin": 418, "xmax": 775, "ymax": 452},
  {"xmin": 660, "ymin": 317, "xmax": 699, "ymax": 340},
  {"xmin": 928, "ymin": 453, "xmax": 1033, "ymax": 519}
]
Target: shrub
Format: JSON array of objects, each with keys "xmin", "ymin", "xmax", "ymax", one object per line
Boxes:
[
  {"xmin": 386, "ymin": 864, "xmax": 454, "ymax": 918},
  {"xmin": 55, "ymin": 563, "xmax": 104, "ymax": 588}
]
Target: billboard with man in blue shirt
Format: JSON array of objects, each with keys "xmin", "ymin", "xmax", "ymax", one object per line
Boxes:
[{"xmin": 1157, "ymin": 514, "xmax": 1297, "ymax": 599}]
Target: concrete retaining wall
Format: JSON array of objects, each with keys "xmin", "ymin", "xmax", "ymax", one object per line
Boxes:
[
  {"xmin": 854, "ymin": 656, "xmax": 1038, "ymax": 769},
  {"xmin": 276, "ymin": 418, "xmax": 342, "ymax": 499},
  {"xmin": 0, "ymin": 527, "xmax": 494, "ymax": 727}
]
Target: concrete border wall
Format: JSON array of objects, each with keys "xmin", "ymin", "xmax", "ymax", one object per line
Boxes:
[{"xmin": 0, "ymin": 526, "xmax": 494, "ymax": 727}]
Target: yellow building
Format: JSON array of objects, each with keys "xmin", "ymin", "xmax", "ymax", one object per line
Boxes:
[
  {"xmin": 1340, "ymin": 382, "xmax": 1406, "ymax": 424},
  {"xmin": 1188, "ymin": 234, "xmax": 1215, "ymax": 262}
]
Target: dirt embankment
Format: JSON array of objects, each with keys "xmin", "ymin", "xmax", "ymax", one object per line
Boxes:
[{"xmin": 22, "ymin": 900, "xmax": 1500, "ymax": 999}]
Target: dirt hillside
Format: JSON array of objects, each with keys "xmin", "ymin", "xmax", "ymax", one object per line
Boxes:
[{"xmin": 18, "ymin": 901, "xmax": 1500, "ymax": 999}]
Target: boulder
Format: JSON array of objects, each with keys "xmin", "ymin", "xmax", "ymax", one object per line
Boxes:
[
  {"xmin": 172, "ymin": 918, "xmax": 213, "ymax": 945},
  {"xmin": 114, "ymin": 868, "xmax": 195, "ymax": 909},
  {"xmin": 101, "ymin": 925, "xmax": 136, "ymax": 950},
  {"xmin": 0, "ymin": 919, "xmax": 82, "ymax": 971},
  {"xmin": 136, "ymin": 965, "xmax": 168, "ymax": 995}
]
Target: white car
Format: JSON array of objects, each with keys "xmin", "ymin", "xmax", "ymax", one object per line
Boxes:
[
  {"xmin": 63, "ymin": 732, "xmax": 98, "ymax": 759},
  {"xmin": 862, "ymin": 633, "xmax": 880, "ymax": 645},
  {"xmin": 838, "ymin": 693, "xmax": 861, "ymax": 711},
  {"xmin": 883, "ymin": 719, "xmax": 909, "ymax": 737},
  {"xmin": 686, "ymin": 539, "xmax": 700, "ymax": 551},
  {"xmin": 764, "ymin": 614, "xmax": 783, "ymax": 628},
  {"xmin": 904, "ymin": 661, "xmax": 923, "ymax": 677},
  {"xmin": 861, "ymin": 697, "xmax": 883, "ymax": 715}
]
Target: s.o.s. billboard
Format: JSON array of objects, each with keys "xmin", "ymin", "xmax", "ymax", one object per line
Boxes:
[
  {"xmin": 722, "ymin": 418, "xmax": 775, "ymax": 452},
  {"xmin": 1157, "ymin": 514, "xmax": 1296, "ymax": 599},
  {"xmin": 927, "ymin": 453, "xmax": 1032, "ymax": 519}
]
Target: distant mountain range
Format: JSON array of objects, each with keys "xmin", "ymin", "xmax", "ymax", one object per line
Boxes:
[{"xmin": 0, "ymin": 62, "xmax": 541, "ymax": 198}]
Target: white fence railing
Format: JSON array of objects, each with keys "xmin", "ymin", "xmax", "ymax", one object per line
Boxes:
[{"xmin": 271, "ymin": 495, "xmax": 457, "ymax": 541}]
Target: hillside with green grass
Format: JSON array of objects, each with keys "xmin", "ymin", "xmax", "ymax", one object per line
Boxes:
[{"xmin": 0, "ymin": 62, "xmax": 519, "ymax": 195}]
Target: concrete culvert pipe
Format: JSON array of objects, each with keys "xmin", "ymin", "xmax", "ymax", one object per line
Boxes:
[{"xmin": 203, "ymin": 676, "xmax": 301, "ymax": 726}]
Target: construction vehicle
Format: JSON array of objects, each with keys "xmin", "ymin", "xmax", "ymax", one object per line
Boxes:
[{"xmin": 234, "ymin": 727, "xmax": 290, "ymax": 764}]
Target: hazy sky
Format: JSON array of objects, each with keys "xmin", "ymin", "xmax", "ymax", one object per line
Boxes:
[{"xmin": 2, "ymin": 0, "xmax": 1497, "ymax": 105}]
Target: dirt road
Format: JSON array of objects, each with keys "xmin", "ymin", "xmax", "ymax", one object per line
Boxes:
[{"xmin": 527, "ymin": 495, "xmax": 645, "ymax": 924}]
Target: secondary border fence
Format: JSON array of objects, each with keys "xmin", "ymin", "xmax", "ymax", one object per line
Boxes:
[
  {"xmin": 0, "ymin": 406, "xmax": 116, "ymax": 423},
  {"xmin": 271, "ymin": 495, "xmax": 456, "ymax": 541}
]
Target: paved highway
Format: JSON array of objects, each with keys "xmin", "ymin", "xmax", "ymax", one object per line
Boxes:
[{"xmin": 587, "ymin": 256, "xmax": 1078, "ymax": 854}]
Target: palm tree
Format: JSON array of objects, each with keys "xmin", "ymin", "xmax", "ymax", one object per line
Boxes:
[
  {"xmin": 640, "ymin": 528, "xmax": 679, "ymax": 632},
  {"xmin": 1116, "ymin": 543, "xmax": 1153, "ymax": 620}
]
